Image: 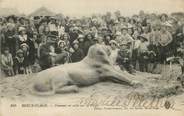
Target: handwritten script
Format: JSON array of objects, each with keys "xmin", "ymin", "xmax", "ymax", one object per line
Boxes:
[{"xmin": 79, "ymin": 92, "xmax": 175, "ymax": 110}]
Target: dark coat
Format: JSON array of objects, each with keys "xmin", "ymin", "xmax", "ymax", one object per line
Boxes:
[
  {"xmin": 83, "ymin": 40, "xmax": 95, "ymax": 56},
  {"xmin": 71, "ymin": 48, "xmax": 85, "ymax": 62},
  {"xmin": 27, "ymin": 38, "xmax": 36, "ymax": 65},
  {"xmin": 39, "ymin": 44, "xmax": 51, "ymax": 69}
]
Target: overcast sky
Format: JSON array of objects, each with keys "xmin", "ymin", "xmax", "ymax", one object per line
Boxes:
[{"xmin": 0, "ymin": 0, "xmax": 184, "ymax": 16}]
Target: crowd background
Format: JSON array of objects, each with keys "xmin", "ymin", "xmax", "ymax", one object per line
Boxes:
[{"xmin": 1, "ymin": 10, "xmax": 184, "ymax": 77}]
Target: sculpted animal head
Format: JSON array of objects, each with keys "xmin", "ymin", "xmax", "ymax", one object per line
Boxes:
[{"xmin": 85, "ymin": 44, "xmax": 112, "ymax": 65}]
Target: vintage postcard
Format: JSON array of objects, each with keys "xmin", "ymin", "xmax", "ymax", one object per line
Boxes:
[{"xmin": 0, "ymin": 0, "xmax": 184, "ymax": 116}]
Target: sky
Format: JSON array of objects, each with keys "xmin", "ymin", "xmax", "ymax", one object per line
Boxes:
[{"xmin": 0, "ymin": 0, "xmax": 184, "ymax": 17}]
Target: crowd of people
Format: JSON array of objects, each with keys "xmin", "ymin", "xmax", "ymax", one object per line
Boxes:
[{"xmin": 1, "ymin": 11, "xmax": 184, "ymax": 77}]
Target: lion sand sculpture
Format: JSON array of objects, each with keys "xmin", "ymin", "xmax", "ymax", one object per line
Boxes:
[{"xmin": 30, "ymin": 44, "xmax": 140, "ymax": 95}]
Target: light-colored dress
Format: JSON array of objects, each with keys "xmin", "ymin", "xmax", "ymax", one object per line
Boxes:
[{"xmin": 109, "ymin": 48, "xmax": 119, "ymax": 65}]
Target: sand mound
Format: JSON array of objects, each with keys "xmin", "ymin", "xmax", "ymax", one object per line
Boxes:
[{"xmin": 0, "ymin": 70, "xmax": 183, "ymax": 103}]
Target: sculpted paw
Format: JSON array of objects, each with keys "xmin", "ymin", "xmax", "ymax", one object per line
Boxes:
[
  {"xmin": 73, "ymin": 86, "xmax": 79, "ymax": 93},
  {"xmin": 131, "ymin": 81, "xmax": 143, "ymax": 88}
]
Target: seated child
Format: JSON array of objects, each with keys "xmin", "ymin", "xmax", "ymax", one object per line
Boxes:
[{"xmin": 1, "ymin": 47, "xmax": 14, "ymax": 76}]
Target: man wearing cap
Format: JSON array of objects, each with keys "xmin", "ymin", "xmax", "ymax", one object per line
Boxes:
[
  {"xmin": 39, "ymin": 36, "xmax": 57, "ymax": 70},
  {"xmin": 116, "ymin": 42, "xmax": 134, "ymax": 74},
  {"xmin": 119, "ymin": 26, "xmax": 134, "ymax": 45},
  {"xmin": 69, "ymin": 26, "xmax": 79, "ymax": 43},
  {"xmin": 47, "ymin": 34, "xmax": 58, "ymax": 45},
  {"xmin": 48, "ymin": 17, "xmax": 58, "ymax": 36}
]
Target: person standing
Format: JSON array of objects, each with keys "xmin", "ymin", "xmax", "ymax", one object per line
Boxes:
[
  {"xmin": 116, "ymin": 42, "xmax": 134, "ymax": 74},
  {"xmin": 83, "ymin": 33, "xmax": 95, "ymax": 56},
  {"xmin": 5, "ymin": 16, "xmax": 18, "ymax": 57},
  {"xmin": 158, "ymin": 24, "xmax": 173, "ymax": 63},
  {"xmin": 109, "ymin": 40, "xmax": 119, "ymax": 65},
  {"xmin": 137, "ymin": 34, "xmax": 149, "ymax": 72}
]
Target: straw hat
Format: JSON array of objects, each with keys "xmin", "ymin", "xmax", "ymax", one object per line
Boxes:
[
  {"xmin": 58, "ymin": 40, "xmax": 66, "ymax": 47},
  {"xmin": 138, "ymin": 34, "xmax": 148, "ymax": 41},
  {"xmin": 16, "ymin": 49, "xmax": 24, "ymax": 55},
  {"xmin": 20, "ymin": 43, "xmax": 29, "ymax": 49},
  {"xmin": 18, "ymin": 27, "xmax": 26, "ymax": 32},
  {"xmin": 109, "ymin": 40, "xmax": 118, "ymax": 46}
]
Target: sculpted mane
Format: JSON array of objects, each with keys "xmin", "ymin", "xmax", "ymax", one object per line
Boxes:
[{"xmin": 84, "ymin": 44, "xmax": 112, "ymax": 65}]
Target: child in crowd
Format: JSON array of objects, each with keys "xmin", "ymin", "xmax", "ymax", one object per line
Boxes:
[
  {"xmin": 1, "ymin": 47, "xmax": 14, "ymax": 76},
  {"xmin": 20, "ymin": 43, "xmax": 32, "ymax": 74},
  {"xmin": 13, "ymin": 49, "xmax": 26, "ymax": 74}
]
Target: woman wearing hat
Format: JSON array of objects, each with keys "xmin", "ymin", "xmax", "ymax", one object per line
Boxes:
[
  {"xmin": 109, "ymin": 40, "xmax": 119, "ymax": 65},
  {"xmin": 55, "ymin": 40, "xmax": 70, "ymax": 64},
  {"xmin": 18, "ymin": 26, "xmax": 28, "ymax": 45},
  {"xmin": 59, "ymin": 33, "xmax": 70, "ymax": 48},
  {"xmin": 160, "ymin": 13, "xmax": 169, "ymax": 24},
  {"xmin": 56, "ymin": 40, "xmax": 67, "ymax": 53}
]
